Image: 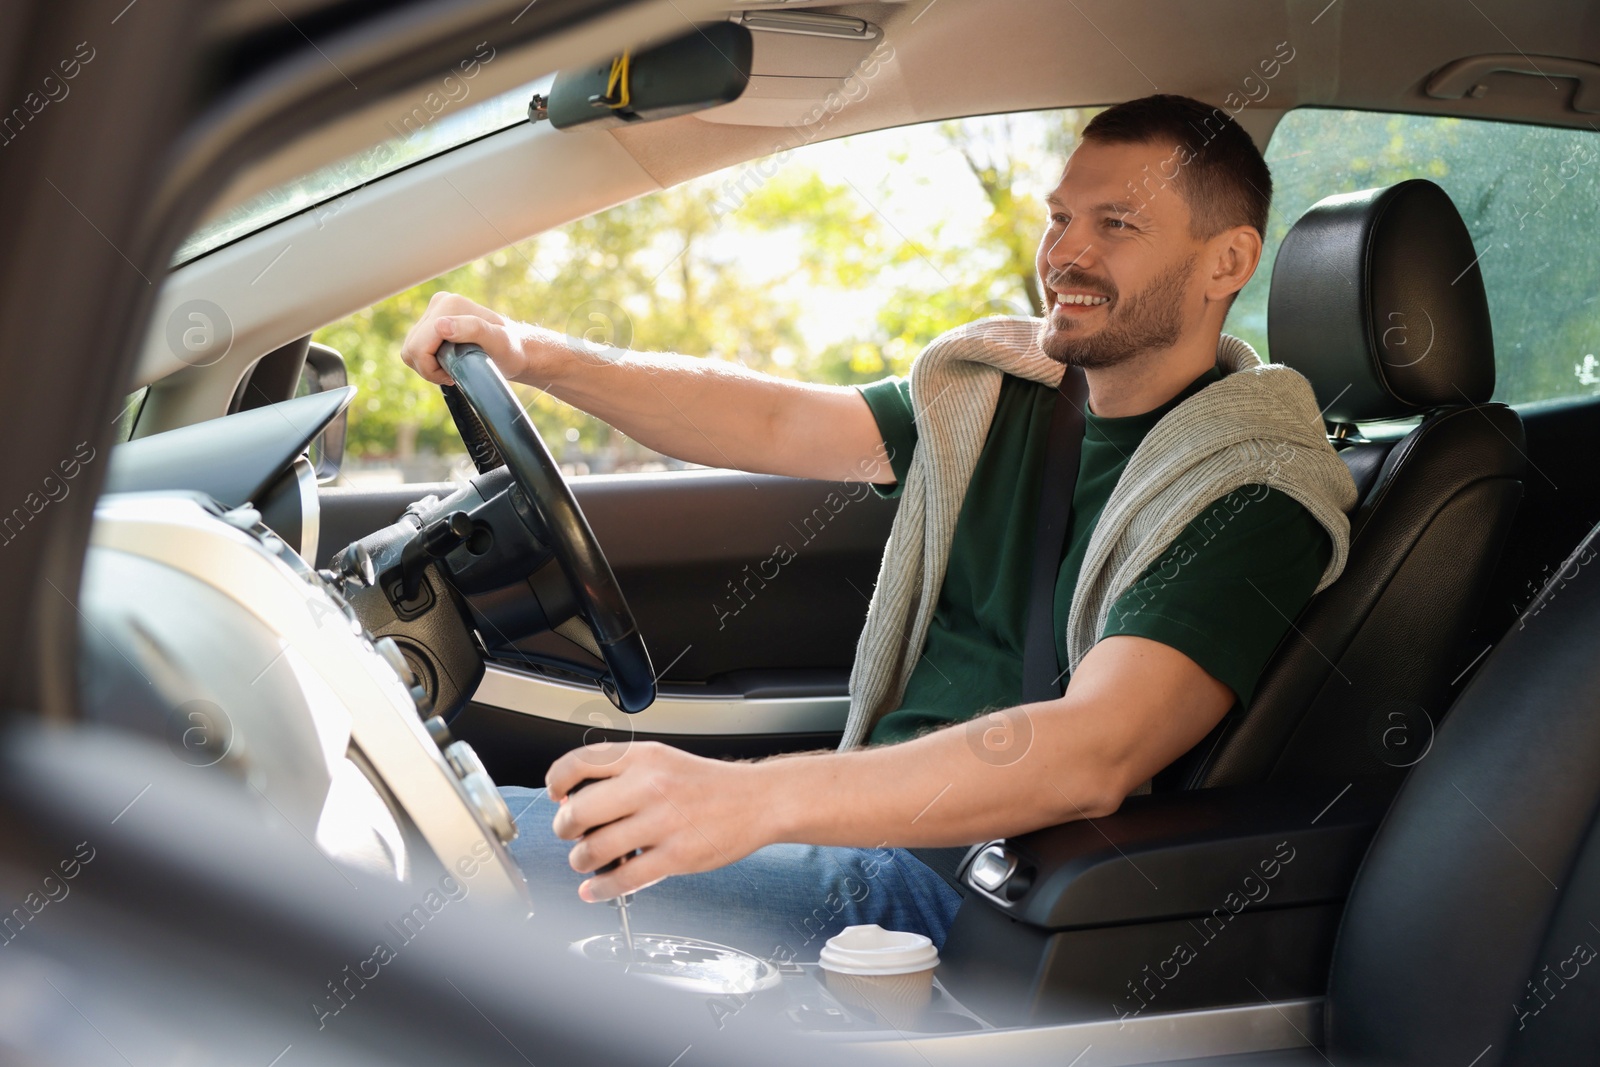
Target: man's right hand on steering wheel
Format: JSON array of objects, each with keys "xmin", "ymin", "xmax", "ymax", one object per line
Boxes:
[
  {"xmin": 396, "ymin": 288, "xmax": 900, "ymax": 490},
  {"xmin": 400, "ymin": 291, "xmax": 585, "ymax": 389}
]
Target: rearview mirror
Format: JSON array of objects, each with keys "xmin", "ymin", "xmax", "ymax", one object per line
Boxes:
[{"xmin": 542, "ymin": 22, "xmax": 752, "ymax": 131}]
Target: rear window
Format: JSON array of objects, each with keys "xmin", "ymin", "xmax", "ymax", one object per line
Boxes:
[{"xmin": 1230, "ymin": 108, "xmax": 1600, "ymax": 408}]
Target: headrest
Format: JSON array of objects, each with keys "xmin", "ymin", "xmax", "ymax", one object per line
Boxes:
[{"xmin": 1268, "ymin": 179, "xmax": 1495, "ymax": 424}]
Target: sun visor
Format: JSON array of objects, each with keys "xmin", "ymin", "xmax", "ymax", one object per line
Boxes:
[{"xmin": 696, "ymin": 11, "xmax": 887, "ymax": 127}]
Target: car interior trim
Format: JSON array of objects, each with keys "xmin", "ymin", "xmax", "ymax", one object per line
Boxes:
[
  {"xmin": 293, "ymin": 453, "xmax": 320, "ymax": 568},
  {"xmin": 474, "ymin": 663, "xmax": 850, "ymax": 736},
  {"xmin": 832, "ymin": 997, "xmax": 1321, "ymax": 1063}
]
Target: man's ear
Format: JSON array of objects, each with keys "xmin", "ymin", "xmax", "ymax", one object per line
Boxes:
[{"xmin": 1204, "ymin": 225, "xmax": 1264, "ymax": 304}]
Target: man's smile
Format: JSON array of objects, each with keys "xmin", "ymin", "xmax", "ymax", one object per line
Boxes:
[{"xmin": 1048, "ymin": 289, "xmax": 1113, "ymax": 320}]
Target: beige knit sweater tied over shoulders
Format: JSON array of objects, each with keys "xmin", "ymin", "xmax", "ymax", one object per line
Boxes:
[{"xmin": 839, "ymin": 316, "xmax": 1359, "ymax": 751}]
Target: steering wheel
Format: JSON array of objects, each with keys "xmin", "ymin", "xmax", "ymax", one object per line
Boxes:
[{"xmin": 436, "ymin": 341, "xmax": 655, "ymax": 713}]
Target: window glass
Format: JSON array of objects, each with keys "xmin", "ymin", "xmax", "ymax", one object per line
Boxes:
[
  {"xmin": 175, "ymin": 62, "xmax": 540, "ymax": 265},
  {"xmin": 318, "ymin": 109, "xmax": 1098, "ymax": 485},
  {"xmin": 114, "ymin": 387, "xmax": 147, "ymax": 443},
  {"xmin": 1232, "ymin": 108, "xmax": 1600, "ymax": 407}
]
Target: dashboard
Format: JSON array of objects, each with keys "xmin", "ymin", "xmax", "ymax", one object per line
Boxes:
[{"xmin": 78, "ymin": 490, "xmax": 532, "ymax": 913}]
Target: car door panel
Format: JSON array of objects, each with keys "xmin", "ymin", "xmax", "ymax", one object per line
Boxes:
[{"xmin": 450, "ymin": 690, "xmax": 846, "ymax": 789}]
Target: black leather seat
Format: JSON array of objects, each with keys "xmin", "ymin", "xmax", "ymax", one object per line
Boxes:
[
  {"xmin": 1135, "ymin": 517, "xmax": 1600, "ymax": 1062},
  {"xmin": 1170, "ymin": 179, "xmax": 1526, "ymax": 789},
  {"xmin": 1315, "ymin": 517, "xmax": 1600, "ymax": 1063}
]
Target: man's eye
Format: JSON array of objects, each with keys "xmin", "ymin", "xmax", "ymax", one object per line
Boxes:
[
  {"xmin": 1049, "ymin": 212, "xmax": 1068, "ymax": 226},
  {"xmin": 1105, "ymin": 217, "xmax": 1129, "ymax": 230}
]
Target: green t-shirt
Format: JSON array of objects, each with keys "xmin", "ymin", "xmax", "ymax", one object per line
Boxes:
[{"xmin": 858, "ymin": 368, "xmax": 1332, "ymax": 746}]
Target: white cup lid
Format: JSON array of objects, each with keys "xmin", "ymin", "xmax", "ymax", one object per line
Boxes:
[{"xmin": 818, "ymin": 924, "xmax": 939, "ymax": 976}]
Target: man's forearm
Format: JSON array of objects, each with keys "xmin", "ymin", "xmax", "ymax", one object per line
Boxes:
[
  {"xmin": 528, "ymin": 344, "xmax": 888, "ymax": 483},
  {"xmin": 761, "ymin": 702, "xmax": 1129, "ymax": 850},
  {"xmin": 761, "ymin": 636, "xmax": 1239, "ymax": 851},
  {"xmin": 545, "ymin": 638, "xmax": 1234, "ymax": 900},
  {"xmin": 755, "ymin": 639, "xmax": 1228, "ymax": 857},
  {"xmin": 401, "ymin": 297, "xmax": 894, "ymax": 483}
]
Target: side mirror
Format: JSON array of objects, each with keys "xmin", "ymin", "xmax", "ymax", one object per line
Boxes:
[
  {"xmin": 301, "ymin": 343, "xmax": 349, "ymax": 482},
  {"xmin": 543, "ymin": 22, "xmax": 752, "ymax": 130}
]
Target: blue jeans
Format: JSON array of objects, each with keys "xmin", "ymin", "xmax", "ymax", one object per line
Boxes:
[{"xmin": 498, "ymin": 786, "xmax": 963, "ymax": 963}]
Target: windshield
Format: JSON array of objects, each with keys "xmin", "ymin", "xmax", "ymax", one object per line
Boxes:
[{"xmin": 174, "ymin": 71, "xmax": 549, "ymax": 265}]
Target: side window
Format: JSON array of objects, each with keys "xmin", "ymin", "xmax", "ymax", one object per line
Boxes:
[
  {"xmin": 316, "ymin": 109, "xmax": 1096, "ymax": 484},
  {"xmin": 1231, "ymin": 108, "xmax": 1600, "ymax": 408},
  {"xmin": 114, "ymin": 387, "xmax": 148, "ymax": 443}
]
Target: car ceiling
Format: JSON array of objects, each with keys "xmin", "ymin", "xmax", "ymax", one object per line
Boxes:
[
  {"xmin": 137, "ymin": 0, "xmax": 1600, "ymax": 416},
  {"xmin": 198, "ymin": 0, "xmax": 1600, "ymax": 231},
  {"xmin": 208, "ymin": 0, "xmax": 1600, "ymax": 204},
  {"xmin": 612, "ymin": 0, "xmax": 1600, "ymax": 189}
]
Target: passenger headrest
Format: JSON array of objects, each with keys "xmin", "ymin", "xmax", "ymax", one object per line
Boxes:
[{"xmin": 1268, "ymin": 179, "xmax": 1495, "ymax": 424}]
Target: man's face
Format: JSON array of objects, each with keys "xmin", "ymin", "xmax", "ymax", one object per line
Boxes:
[{"xmin": 1035, "ymin": 138, "xmax": 1207, "ymax": 369}]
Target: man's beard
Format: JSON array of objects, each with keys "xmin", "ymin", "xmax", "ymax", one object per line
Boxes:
[{"xmin": 1037, "ymin": 253, "xmax": 1198, "ymax": 369}]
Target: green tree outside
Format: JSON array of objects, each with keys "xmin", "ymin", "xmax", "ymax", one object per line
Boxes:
[{"xmin": 317, "ymin": 106, "xmax": 1600, "ymax": 474}]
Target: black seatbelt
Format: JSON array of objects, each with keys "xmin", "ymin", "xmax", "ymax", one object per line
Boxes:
[
  {"xmin": 909, "ymin": 368, "xmax": 1089, "ymax": 892},
  {"xmin": 1021, "ymin": 366, "xmax": 1090, "ymax": 703}
]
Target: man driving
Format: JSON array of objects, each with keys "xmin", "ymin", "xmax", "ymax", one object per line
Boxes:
[{"xmin": 398, "ymin": 94, "xmax": 1356, "ymax": 959}]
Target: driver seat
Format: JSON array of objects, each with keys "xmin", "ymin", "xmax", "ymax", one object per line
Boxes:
[{"xmin": 1165, "ymin": 179, "xmax": 1526, "ymax": 790}]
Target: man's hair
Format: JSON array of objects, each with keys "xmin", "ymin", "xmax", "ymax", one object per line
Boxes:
[{"xmin": 1082, "ymin": 94, "xmax": 1272, "ymax": 240}]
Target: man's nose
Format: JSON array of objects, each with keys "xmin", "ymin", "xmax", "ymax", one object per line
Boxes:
[{"xmin": 1044, "ymin": 220, "xmax": 1098, "ymax": 273}]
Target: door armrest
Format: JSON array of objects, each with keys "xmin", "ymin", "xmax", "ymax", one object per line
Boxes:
[
  {"xmin": 936, "ymin": 778, "xmax": 1396, "ymax": 1025},
  {"xmin": 959, "ymin": 777, "xmax": 1392, "ymax": 929}
]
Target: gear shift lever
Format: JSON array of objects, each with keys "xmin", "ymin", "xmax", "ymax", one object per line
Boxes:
[{"xmin": 569, "ymin": 779, "xmax": 638, "ymax": 962}]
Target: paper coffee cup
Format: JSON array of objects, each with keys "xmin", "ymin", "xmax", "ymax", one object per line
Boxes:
[{"xmin": 818, "ymin": 924, "xmax": 939, "ymax": 1030}]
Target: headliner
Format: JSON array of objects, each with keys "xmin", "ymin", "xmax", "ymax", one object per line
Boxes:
[{"xmin": 205, "ymin": 0, "xmax": 1600, "ymax": 221}]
